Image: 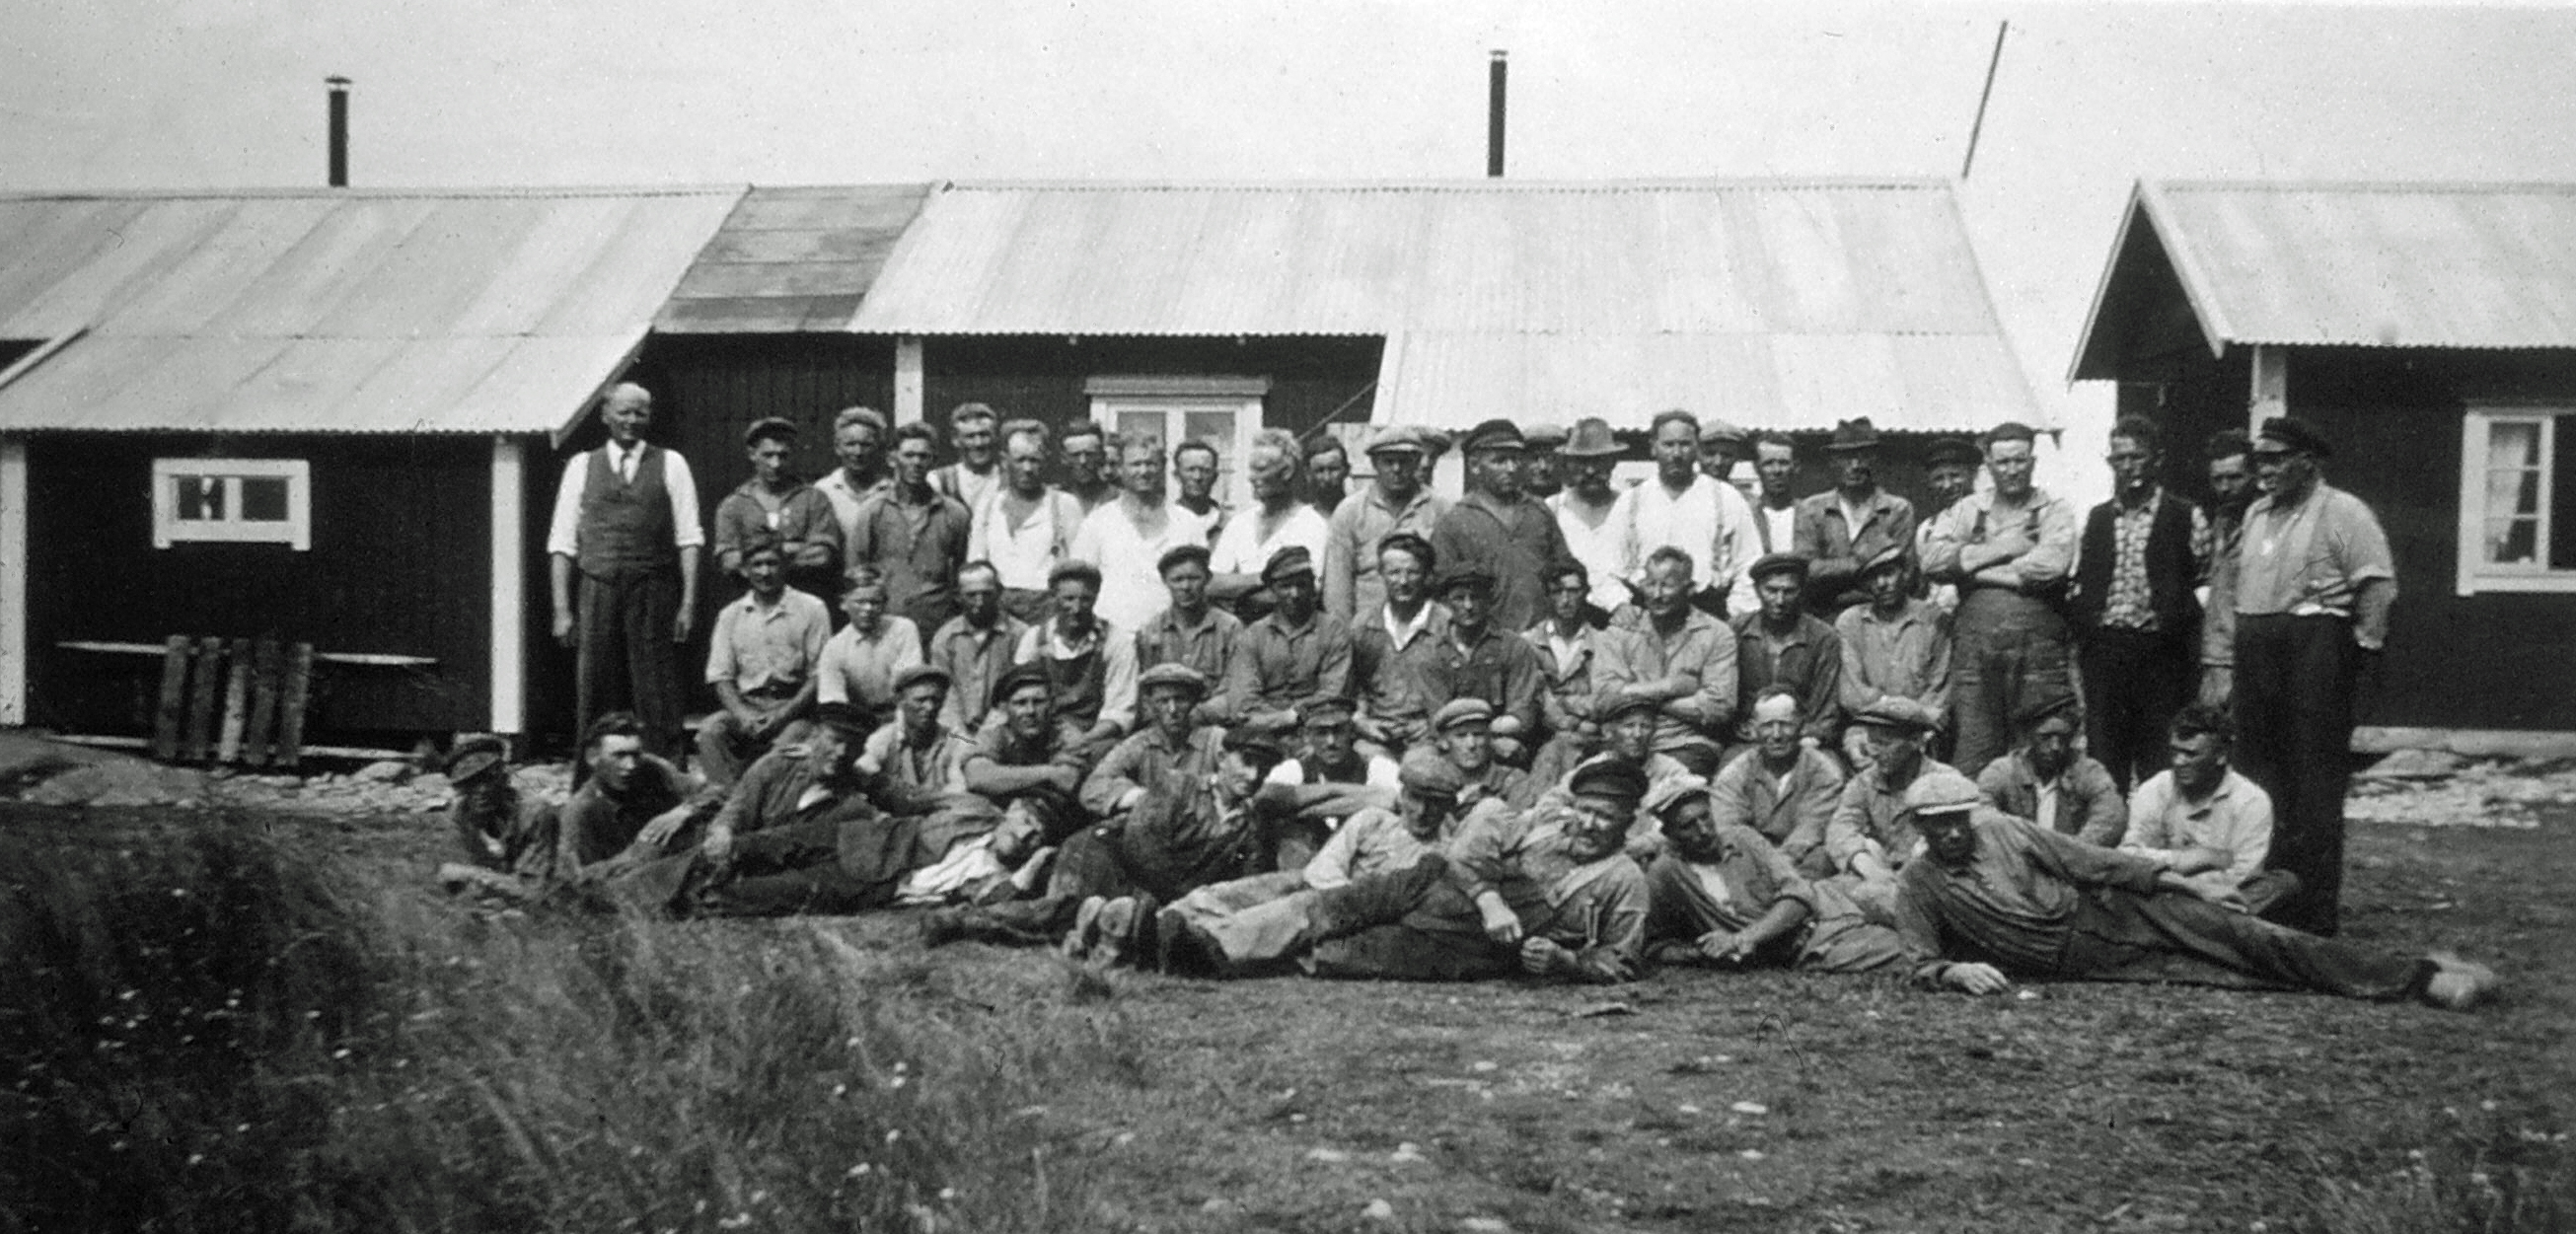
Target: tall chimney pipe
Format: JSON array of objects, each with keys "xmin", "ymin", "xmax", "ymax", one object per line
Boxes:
[
  {"xmin": 1486, "ymin": 50, "xmax": 1507, "ymax": 178},
  {"xmin": 327, "ymin": 76, "xmax": 350, "ymax": 187}
]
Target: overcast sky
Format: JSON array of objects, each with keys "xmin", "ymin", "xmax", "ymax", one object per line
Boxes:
[{"xmin": 7, "ymin": 0, "xmax": 2575, "ymax": 495}]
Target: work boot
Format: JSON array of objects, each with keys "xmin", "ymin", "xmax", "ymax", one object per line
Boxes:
[
  {"xmin": 2423, "ymin": 952, "xmax": 2502, "ymax": 1011},
  {"xmin": 1091, "ymin": 897, "xmax": 1138, "ymax": 969},
  {"xmin": 1152, "ymin": 905, "xmax": 1192, "ymax": 975}
]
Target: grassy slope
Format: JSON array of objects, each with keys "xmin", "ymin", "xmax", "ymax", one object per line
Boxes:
[{"xmin": 8, "ymin": 805, "xmax": 2569, "ymax": 1234}]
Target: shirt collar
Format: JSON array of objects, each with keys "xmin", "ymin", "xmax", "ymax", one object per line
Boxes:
[
  {"xmin": 1382, "ymin": 601, "xmax": 1440, "ymax": 647},
  {"xmin": 1044, "ymin": 617, "xmax": 1106, "ymax": 658}
]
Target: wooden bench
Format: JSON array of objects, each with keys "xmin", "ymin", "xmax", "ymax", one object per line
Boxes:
[{"xmin": 53, "ymin": 639, "xmax": 438, "ymax": 768}]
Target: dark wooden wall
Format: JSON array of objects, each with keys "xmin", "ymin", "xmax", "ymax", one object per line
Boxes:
[
  {"xmin": 26, "ymin": 433, "xmax": 492, "ymax": 741},
  {"xmin": 2119, "ymin": 344, "xmax": 2576, "ymax": 732}
]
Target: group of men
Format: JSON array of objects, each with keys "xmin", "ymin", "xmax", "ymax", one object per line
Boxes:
[{"xmin": 452, "ymin": 380, "xmax": 2493, "ymax": 1010}]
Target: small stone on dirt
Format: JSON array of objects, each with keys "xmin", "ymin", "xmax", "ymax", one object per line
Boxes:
[
  {"xmin": 354, "ymin": 760, "xmax": 412, "ymax": 783},
  {"xmin": 1461, "ymin": 1220, "xmax": 1512, "ymax": 1234},
  {"xmin": 1471, "ymin": 1060, "xmax": 1500, "ymax": 1072},
  {"xmin": 1306, "ymin": 1148, "xmax": 1349, "ymax": 1163},
  {"xmin": 1572, "ymin": 1001, "xmax": 1636, "ymax": 1018},
  {"xmin": 1738, "ymin": 1149, "xmax": 1766, "ymax": 1161},
  {"xmin": 1730, "ymin": 1101, "xmax": 1768, "ymax": 1116},
  {"xmin": 1362, "ymin": 1199, "xmax": 1396, "ymax": 1221},
  {"xmin": 1200, "ymin": 1198, "xmax": 1234, "ymax": 1214},
  {"xmin": 1390, "ymin": 1142, "xmax": 1426, "ymax": 1164}
]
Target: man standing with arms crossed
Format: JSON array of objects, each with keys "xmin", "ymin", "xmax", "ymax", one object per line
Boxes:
[
  {"xmin": 1921, "ymin": 422, "xmax": 2080, "ymax": 777},
  {"xmin": 2230, "ymin": 416, "xmax": 2394, "ymax": 937},
  {"xmin": 550, "ymin": 383, "xmax": 702, "ymax": 762}
]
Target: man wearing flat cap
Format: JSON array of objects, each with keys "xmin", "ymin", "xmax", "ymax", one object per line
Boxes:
[
  {"xmin": 1642, "ymin": 772, "xmax": 1904, "ymax": 975},
  {"xmin": 1011, "ymin": 558, "xmax": 1141, "ymax": 765},
  {"xmin": 1081, "ymin": 663, "xmax": 1227, "ymax": 819},
  {"xmin": 2071, "ymin": 414, "xmax": 2210, "ymax": 797},
  {"xmin": 1216, "ymin": 545, "xmax": 1355, "ymax": 731},
  {"xmin": 1324, "ymin": 425, "xmax": 1451, "ymax": 622},
  {"xmin": 1215, "ymin": 757, "xmax": 1653, "ymax": 984},
  {"xmin": 1825, "ymin": 695, "xmax": 1975, "ymax": 919},
  {"xmin": 871, "ymin": 662, "xmax": 1059, "ymax": 911},
  {"xmin": 1424, "ymin": 565, "xmax": 1546, "ymax": 758},
  {"xmin": 1548, "ymin": 418, "xmax": 1633, "ymax": 617},
  {"xmin": 1921, "ymin": 421, "xmax": 2081, "ymax": 777},
  {"xmin": 1836, "ymin": 542, "xmax": 1952, "ymax": 769},
  {"xmin": 1509, "ymin": 684, "xmax": 1697, "ymax": 856},
  {"xmin": 1890, "ymin": 768, "xmax": 2501, "ymax": 1011},
  {"xmin": 713, "ymin": 415, "xmax": 845, "ymax": 597},
  {"xmin": 1975, "ymin": 693, "xmax": 2122, "ymax": 845},
  {"xmin": 856, "ymin": 664, "xmax": 981, "ymax": 816},
  {"xmin": 2228, "ymin": 415, "xmax": 2394, "ymax": 936},
  {"xmin": 1257, "ymin": 693, "xmax": 1403, "ymax": 835},
  {"xmin": 436, "ymin": 736, "xmax": 560, "ymax": 900},
  {"xmin": 848, "ymin": 420, "xmax": 974, "ymax": 635},
  {"xmin": 1135, "ymin": 543, "xmax": 1243, "ymax": 714},
  {"xmin": 1705, "ymin": 686, "xmax": 1848, "ymax": 876},
  {"xmin": 1431, "ymin": 418, "xmax": 1580, "ymax": 633},
  {"xmin": 1591, "ymin": 544, "xmax": 1738, "ymax": 776},
  {"xmin": 1520, "ymin": 421, "xmax": 1570, "ymax": 502},
  {"xmin": 1794, "ymin": 416, "xmax": 1917, "ymax": 616},
  {"xmin": 961, "ymin": 664, "xmax": 1087, "ymax": 839},
  {"xmin": 1914, "ymin": 437, "xmax": 1983, "ymax": 616},
  {"xmin": 1616, "ymin": 408, "xmax": 1759, "ymax": 620},
  {"xmin": 1426, "ymin": 696, "xmax": 1527, "ymax": 806},
  {"xmin": 1730, "ymin": 552, "xmax": 1845, "ymax": 750}
]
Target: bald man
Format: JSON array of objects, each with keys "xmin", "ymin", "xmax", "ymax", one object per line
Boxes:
[{"xmin": 548, "ymin": 383, "xmax": 704, "ymax": 761}]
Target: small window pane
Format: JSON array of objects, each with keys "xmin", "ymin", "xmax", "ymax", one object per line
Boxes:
[
  {"xmin": 176, "ymin": 476, "xmax": 224, "ymax": 521},
  {"xmin": 2489, "ymin": 518, "xmax": 2539, "ymax": 566},
  {"xmin": 239, "ymin": 476, "xmax": 290, "ymax": 522},
  {"xmin": 1116, "ymin": 411, "xmax": 1162, "ymax": 447}
]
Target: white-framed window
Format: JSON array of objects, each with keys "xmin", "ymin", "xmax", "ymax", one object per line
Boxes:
[
  {"xmin": 151, "ymin": 458, "xmax": 312, "ymax": 550},
  {"xmin": 1084, "ymin": 375, "xmax": 1268, "ymax": 508},
  {"xmin": 2458, "ymin": 407, "xmax": 2576, "ymax": 595}
]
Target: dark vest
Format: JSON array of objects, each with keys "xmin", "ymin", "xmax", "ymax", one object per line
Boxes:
[
  {"xmin": 2073, "ymin": 491, "xmax": 2200, "ymax": 638},
  {"xmin": 576, "ymin": 445, "xmax": 677, "ymax": 578},
  {"xmin": 1041, "ymin": 630, "xmax": 1108, "ymax": 730}
]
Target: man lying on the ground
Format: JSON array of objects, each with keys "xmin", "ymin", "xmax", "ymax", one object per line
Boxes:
[
  {"xmin": 1892, "ymin": 768, "xmax": 2501, "ymax": 1010},
  {"xmin": 2117, "ymin": 703, "xmax": 2301, "ymax": 919},
  {"xmin": 1079, "ymin": 663, "xmax": 1226, "ymax": 820},
  {"xmin": 1256, "ymin": 693, "xmax": 1400, "ymax": 837},
  {"xmin": 861, "ymin": 664, "xmax": 1055, "ymax": 908},
  {"xmin": 555, "ymin": 711, "xmax": 719, "ymax": 878},
  {"xmin": 1706, "ymin": 686, "xmax": 1846, "ymax": 876},
  {"xmin": 605, "ymin": 703, "xmax": 920, "ymax": 917},
  {"xmin": 436, "ymin": 735, "xmax": 558, "ymax": 901},
  {"xmin": 960, "ymin": 663, "xmax": 1088, "ymax": 842},
  {"xmin": 1975, "ymin": 694, "xmax": 2123, "ymax": 845},
  {"xmin": 1168, "ymin": 758, "xmax": 1654, "ymax": 985},
  {"xmin": 922, "ymin": 727, "xmax": 1291, "ymax": 957},
  {"xmin": 1157, "ymin": 744, "xmax": 1473, "ymax": 973},
  {"xmin": 1825, "ymin": 695, "xmax": 1971, "ymax": 920},
  {"xmin": 1642, "ymin": 773, "xmax": 1904, "ymax": 975}
]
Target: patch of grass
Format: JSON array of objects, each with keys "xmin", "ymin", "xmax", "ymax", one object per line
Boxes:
[
  {"xmin": 2299, "ymin": 1102, "xmax": 2574, "ymax": 1234},
  {"xmin": 0, "ymin": 814, "xmax": 1142, "ymax": 1233}
]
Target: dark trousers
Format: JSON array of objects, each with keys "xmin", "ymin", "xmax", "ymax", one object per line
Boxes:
[
  {"xmin": 576, "ymin": 570, "xmax": 685, "ymax": 760},
  {"xmin": 2233, "ymin": 614, "xmax": 2360, "ymax": 936},
  {"xmin": 699, "ymin": 818, "xmax": 895, "ymax": 917},
  {"xmin": 1950, "ymin": 590, "xmax": 2077, "ymax": 777},
  {"xmin": 1299, "ymin": 857, "xmax": 1516, "ymax": 981},
  {"xmin": 2080, "ymin": 626, "xmax": 2192, "ymax": 796},
  {"xmin": 2058, "ymin": 888, "xmax": 2427, "ymax": 1000}
]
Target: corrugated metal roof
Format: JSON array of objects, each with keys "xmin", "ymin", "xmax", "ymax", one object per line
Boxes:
[
  {"xmin": 0, "ymin": 186, "xmax": 744, "ymax": 434},
  {"xmin": 2072, "ymin": 180, "xmax": 2576, "ymax": 380},
  {"xmin": 852, "ymin": 180, "xmax": 2036, "ymax": 430},
  {"xmin": 655, "ymin": 183, "xmax": 932, "ymax": 333}
]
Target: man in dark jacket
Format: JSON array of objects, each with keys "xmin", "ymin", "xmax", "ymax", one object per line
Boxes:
[{"xmin": 2071, "ymin": 415, "xmax": 2209, "ymax": 794}]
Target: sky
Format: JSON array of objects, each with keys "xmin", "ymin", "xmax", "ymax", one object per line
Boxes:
[{"xmin": 7, "ymin": 0, "xmax": 2576, "ymax": 498}]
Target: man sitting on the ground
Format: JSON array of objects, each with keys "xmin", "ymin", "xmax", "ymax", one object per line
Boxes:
[
  {"xmin": 1591, "ymin": 545, "xmax": 1736, "ymax": 776},
  {"xmin": 817, "ymin": 565, "xmax": 924, "ymax": 734},
  {"xmin": 1134, "ymin": 544, "xmax": 1242, "ymax": 715},
  {"xmin": 1892, "ymin": 768, "xmax": 2501, "ymax": 1010},
  {"xmin": 1975, "ymin": 695, "xmax": 2123, "ymax": 846},
  {"xmin": 960, "ymin": 664, "xmax": 1088, "ymax": 842},
  {"xmin": 1080, "ymin": 663, "xmax": 1227, "ymax": 820},
  {"xmin": 1643, "ymin": 773, "xmax": 1904, "ymax": 975},
  {"xmin": 1012, "ymin": 559, "xmax": 1139, "ymax": 767},
  {"xmin": 1425, "ymin": 696, "xmax": 1526, "ymax": 809},
  {"xmin": 1172, "ymin": 759, "xmax": 1655, "ymax": 984},
  {"xmin": 1257, "ymin": 694, "xmax": 1402, "ymax": 838},
  {"xmin": 1159, "ymin": 742, "xmax": 1478, "ymax": 974},
  {"xmin": 436, "ymin": 735, "xmax": 558, "ymax": 901},
  {"xmin": 556, "ymin": 711, "xmax": 718, "ymax": 878},
  {"xmin": 608, "ymin": 703, "xmax": 918, "ymax": 917},
  {"xmin": 1426, "ymin": 565, "xmax": 1545, "ymax": 764},
  {"xmin": 1217, "ymin": 545, "xmax": 1354, "ymax": 731},
  {"xmin": 1510, "ymin": 686, "xmax": 1694, "ymax": 859},
  {"xmin": 2119, "ymin": 703, "xmax": 2301, "ymax": 918},
  {"xmin": 1707, "ymin": 686, "xmax": 1847, "ymax": 875},
  {"xmin": 1825, "ymin": 696, "xmax": 1970, "ymax": 919},
  {"xmin": 864, "ymin": 665, "xmax": 1053, "ymax": 907},
  {"xmin": 697, "ymin": 534, "xmax": 831, "ymax": 786}
]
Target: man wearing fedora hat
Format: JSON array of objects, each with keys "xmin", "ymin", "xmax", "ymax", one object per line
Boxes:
[
  {"xmin": 1794, "ymin": 416, "xmax": 1917, "ymax": 616},
  {"xmin": 1549, "ymin": 417, "xmax": 1633, "ymax": 617},
  {"xmin": 1431, "ymin": 418, "xmax": 1580, "ymax": 634},
  {"xmin": 1922, "ymin": 421, "xmax": 2082, "ymax": 777},
  {"xmin": 1890, "ymin": 767, "xmax": 2499, "ymax": 1010},
  {"xmin": 1217, "ymin": 545, "xmax": 1355, "ymax": 732},
  {"xmin": 1617, "ymin": 409, "xmax": 1759, "ymax": 621},
  {"xmin": 1324, "ymin": 425, "xmax": 1451, "ymax": 622},
  {"xmin": 2228, "ymin": 415, "xmax": 2394, "ymax": 936}
]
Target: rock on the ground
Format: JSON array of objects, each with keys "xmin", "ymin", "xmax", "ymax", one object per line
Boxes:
[
  {"xmin": 354, "ymin": 759, "xmax": 413, "ymax": 783},
  {"xmin": 22, "ymin": 762, "xmax": 208, "ymax": 809},
  {"xmin": 2360, "ymin": 749, "xmax": 2468, "ymax": 780}
]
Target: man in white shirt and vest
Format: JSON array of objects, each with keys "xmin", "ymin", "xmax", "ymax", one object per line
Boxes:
[{"xmin": 548, "ymin": 382, "xmax": 703, "ymax": 761}]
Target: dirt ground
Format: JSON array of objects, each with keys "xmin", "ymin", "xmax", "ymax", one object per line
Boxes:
[{"xmin": 7, "ymin": 759, "xmax": 2571, "ymax": 1233}]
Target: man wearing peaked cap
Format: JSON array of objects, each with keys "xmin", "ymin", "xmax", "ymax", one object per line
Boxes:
[
  {"xmin": 1730, "ymin": 550, "xmax": 1846, "ymax": 751},
  {"xmin": 1640, "ymin": 767, "xmax": 1905, "ymax": 975},
  {"xmin": 1216, "ymin": 542, "xmax": 1356, "ymax": 733},
  {"xmin": 1889, "ymin": 764, "xmax": 2502, "ymax": 1012},
  {"xmin": 851, "ymin": 664, "xmax": 984, "ymax": 834},
  {"xmin": 1079, "ymin": 661, "xmax": 1225, "ymax": 820},
  {"xmin": 1921, "ymin": 420, "xmax": 2082, "ymax": 779},
  {"xmin": 1134, "ymin": 541, "xmax": 1241, "ymax": 723},
  {"xmin": 1825, "ymin": 692, "xmax": 1975, "ymax": 923},
  {"xmin": 1324, "ymin": 425, "xmax": 1451, "ymax": 621},
  {"xmin": 1976, "ymin": 690, "xmax": 2123, "ymax": 846},
  {"xmin": 1792, "ymin": 414, "xmax": 1916, "ymax": 618},
  {"xmin": 1424, "ymin": 695, "xmax": 1527, "ymax": 805},
  {"xmin": 1008, "ymin": 553, "xmax": 1139, "ymax": 769},
  {"xmin": 1521, "ymin": 421, "xmax": 1570, "ymax": 502},
  {"xmin": 1548, "ymin": 417, "xmax": 1632, "ymax": 617},
  {"xmin": 1697, "ymin": 416, "xmax": 1749, "ymax": 484},
  {"xmin": 1433, "ymin": 415, "xmax": 1581, "ymax": 633},
  {"xmin": 1257, "ymin": 692, "xmax": 1402, "ymax": 838},
  {"xmin": 437, "ymin": 735, "xmax": 561, "ymax": 898},
  {"xmin": 1430, "ymin": 557, "xmax": 1547, "ymax": 762},
  {"xmin": 2231, "ymin": 413, "xmax": 2394, "ymax": 936},
  {"xmin": 1836, "ymin": 538, "xmax": 1954, "ymax": 769},
  {"xmin": 713, "ymin": 415, "xmax": 845, "ymax": 594}
]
